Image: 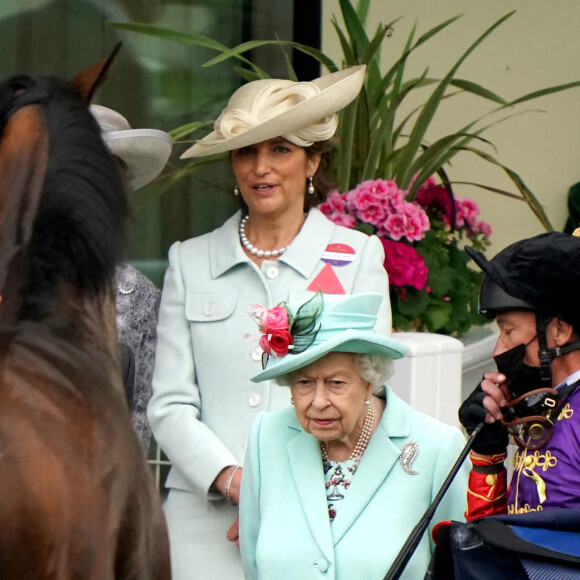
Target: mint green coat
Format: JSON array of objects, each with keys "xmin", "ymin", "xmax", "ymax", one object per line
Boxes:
[
  {"xmin": 240, "ymin": 386, "xmax": 468, "ymax": 580},
  {"xmin": 148, "ymin": 209, "xmax": 392, "ymax": 579}
]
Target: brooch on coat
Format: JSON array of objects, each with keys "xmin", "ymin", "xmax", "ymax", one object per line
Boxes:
[{"xmin": 399, "ymin": 441, "xmax": 419, "ymax": 475}]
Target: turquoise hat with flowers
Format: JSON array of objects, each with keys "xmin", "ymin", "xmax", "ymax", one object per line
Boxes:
[{"xmin": 250, "ymin": 292, "xmax": 407, "ymax": 382}]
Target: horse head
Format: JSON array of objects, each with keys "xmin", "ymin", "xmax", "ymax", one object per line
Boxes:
[
  {"xmin": 0, "ymin": 51, "xmax": 170, "ymax": 579},
  {"xmin": 0, "ymin": 46, "xmax": 127, "ymax": 343}
]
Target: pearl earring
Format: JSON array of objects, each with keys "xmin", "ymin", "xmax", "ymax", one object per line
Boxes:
[
  {"xmin": 307, "ymin": 176, "xmax": 315, "ymax": 195},
  {"xmin": 233, "ymin": 184, "xmax": 240, "ymax": 196},
  {"xmin": 290, "ymin": 397, "xmax": 295, "ymax": 405}
]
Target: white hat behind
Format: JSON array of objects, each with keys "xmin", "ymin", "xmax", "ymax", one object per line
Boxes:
[{"xmin": 91, "ymin": 105, "xmax": 172, "ymax": 191}]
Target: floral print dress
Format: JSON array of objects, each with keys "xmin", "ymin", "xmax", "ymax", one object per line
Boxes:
[{"xmin": 322, "ymin": 456, "xmax": 362, "ymax": 522}]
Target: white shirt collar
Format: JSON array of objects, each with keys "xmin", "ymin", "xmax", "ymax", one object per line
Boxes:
[{"xmin": 555, "ymin": 368, "xmax": 580, "ymax": 390}]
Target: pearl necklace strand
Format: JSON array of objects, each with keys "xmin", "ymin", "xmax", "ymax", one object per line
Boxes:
[
  {"xmin": 320, "ymin": 399, "xmax": 376, "ymax": 461},
  {"xmin": 239, "ymin": 215, "xmax": 286, "ymax": 258}
]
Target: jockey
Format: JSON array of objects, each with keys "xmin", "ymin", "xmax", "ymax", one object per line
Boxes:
[{"xmin": 458, "ymin": 231, "xmax": 580, "ymax": 518}]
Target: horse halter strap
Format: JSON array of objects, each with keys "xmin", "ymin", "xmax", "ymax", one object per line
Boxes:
[
  {"xmin": 536, "ymin": 313, "xmax": 580, "ymax": 387},
  {"xmin": 503, "ymin": 312, "xmax": 580, "ymax": 450},
  {"xmin": 0, "ymin": 76, "xmax": 47, "ymax": 128}
]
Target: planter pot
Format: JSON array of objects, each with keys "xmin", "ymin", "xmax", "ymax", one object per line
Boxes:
[{"xmin": 390, "ymin": 331, "xmax": 463, "ymax": 428}]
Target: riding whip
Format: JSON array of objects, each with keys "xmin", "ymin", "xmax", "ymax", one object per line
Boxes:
[{"xmin": 383, "ymin": 422, "xmax": 485, "ymax": 580}]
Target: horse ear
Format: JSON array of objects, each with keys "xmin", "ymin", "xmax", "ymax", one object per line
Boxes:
[
  {"xmin": 72, "ymin": 42, "xmax": 122, "ymax": 103},
  {"xmin": 0, "ymin": 105, "xmax": 49, "ymax": 313}
]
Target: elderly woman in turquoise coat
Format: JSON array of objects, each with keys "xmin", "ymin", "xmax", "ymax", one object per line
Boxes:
[{"xmin": 240, "ymin": 292, "xmax": 469, "ymax": 579}]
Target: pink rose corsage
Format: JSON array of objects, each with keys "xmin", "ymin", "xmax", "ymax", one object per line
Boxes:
[{"xmin": 250, "ymin": 291, "xmax": 323, "ymax": 369}]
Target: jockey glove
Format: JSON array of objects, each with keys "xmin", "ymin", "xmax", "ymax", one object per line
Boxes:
[{"xmin": 459, "ymin": 382, "xmax": 509, "ymax": 455}]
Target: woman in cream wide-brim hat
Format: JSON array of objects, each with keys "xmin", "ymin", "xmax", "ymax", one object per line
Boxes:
[
  {"xmin": 148, "ymin": 65, "xmax": 396, "ymax": 580},
  {"xmin": 91, "ymin": 104, "xmax": 172, "ymax": 451}
]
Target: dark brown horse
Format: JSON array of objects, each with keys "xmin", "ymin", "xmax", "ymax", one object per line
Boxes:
[{"xmin": 0, "ymin": 59, "xmax": 170, "ymax": 578}]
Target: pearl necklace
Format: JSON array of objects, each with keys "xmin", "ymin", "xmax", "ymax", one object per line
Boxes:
[
  {"xmin": 239, "ymin": 215, "xmax": 286, "ymax": 258},
  {"xmin": 320, "ymin": 399, "xmax": 376, "ymax": 461}
]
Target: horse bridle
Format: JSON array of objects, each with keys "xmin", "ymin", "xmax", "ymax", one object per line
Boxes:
[{"xmin": 0, "ymin": 76, "xmax": 48, "ymax": 134}]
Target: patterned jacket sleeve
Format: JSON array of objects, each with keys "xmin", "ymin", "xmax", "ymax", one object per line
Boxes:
[{"xmin": 115, "ymin": 263, "xmax": 161, "ymax": 451}]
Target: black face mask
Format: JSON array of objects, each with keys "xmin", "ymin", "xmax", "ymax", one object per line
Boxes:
[
  {"xmin": 494, "ymin": 340, "xmax": 560, "ymax": 450},
  {"xmin": 494, "ymin": 342, "xmax": 542, "ymax": 399}
]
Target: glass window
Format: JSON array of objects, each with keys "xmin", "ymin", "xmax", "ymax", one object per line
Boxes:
[{"xmin": 1, "ymin": 0, "xmax": 319, "ymax": 287}]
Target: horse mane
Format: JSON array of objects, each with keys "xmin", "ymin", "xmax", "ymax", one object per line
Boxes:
[
  {"xmin": 0, "ymin": 73, "xmax": 129, "ymax": 321},
  {"xmin": 0, "ymin": 65, "xmax": 171, "ymax": 579}
]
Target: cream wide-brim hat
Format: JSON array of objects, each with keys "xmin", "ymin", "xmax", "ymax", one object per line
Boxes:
[
  {"xmin": 90, "ymin": 105, "xmax": 173, "ymax": 191},
  {"xmin": 181, "ymin": 64, "xmax": 366, "ymax": 159}
]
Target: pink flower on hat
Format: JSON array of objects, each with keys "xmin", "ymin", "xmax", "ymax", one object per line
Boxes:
[
  {"xmin": 263, "ymin": 306, "xmax": 289, "ymax": 333},
  {"xmin": 259, "ymin": 333, "xmax": 273, "ymax": 355},
  {"xmin": 251, "ymin": 293, "xmax": 322, "ymax": 362},
  {"xmin": 254, "ymin": 305, "xmax": 291, "ymax": 355},
  {"xmin": 251, "ymin": 304, "xmax": 289, "ymax": 334},
  {"xmin": 269, "ymin": 330, "xmax": 294, "ymax": 356}
]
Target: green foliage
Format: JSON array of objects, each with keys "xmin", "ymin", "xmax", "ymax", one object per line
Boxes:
[
  {"xmin": 387, "ymin": 226, "xmax": 486, "ymax": 335},
  {"xmin": 110, "ymin": 2, "xmax": 580, "ymax": 335},
  {"xmin": 111, "ymin": 2, "xmax": 580, "ymax": 230}
]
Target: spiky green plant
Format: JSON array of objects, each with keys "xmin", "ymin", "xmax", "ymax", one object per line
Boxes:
[
  {"xmin": 112, "ymin": 1, "xmax": 580, "ymax": 228},
  {"xmin": 111, "ymin": 2, "xmax": 580, "ymax": 334}
]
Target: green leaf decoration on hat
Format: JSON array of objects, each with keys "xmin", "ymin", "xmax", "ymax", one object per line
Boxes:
[{"xmin": 288, "ymin": 290, "xmax": 323, "ymax": 354}]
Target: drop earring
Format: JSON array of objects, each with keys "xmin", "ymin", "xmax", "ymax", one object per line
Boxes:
[
  {"xmin": 233, "ymin": 183, "xmax": 240, "ymax": 196},
  {"xmin": 307, "ymin": 176, "xmax": 315, "ymax": 195}
]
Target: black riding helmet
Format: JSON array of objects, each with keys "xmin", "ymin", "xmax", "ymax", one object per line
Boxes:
[
  {"xmin": 466, "ymin": 232, "xmax": 580, "ymax": 387},
  {"xmin": 478, "ymin": 275, "xmax": 536, "ymax": 319}
]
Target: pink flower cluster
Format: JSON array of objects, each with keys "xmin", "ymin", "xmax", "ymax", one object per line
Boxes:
[
  {"xmin": 380, "ymin": 239, "xmax": 428, "ymax": 291},
  {"xmin": 319, "ymin": 179, "xmax": 430, "ymax": 242},
  {"xmin": 317, "ymin": 191, "xmax": 356, "ymax": 228},
  {"xmin": 250, "ymin": 305, "xmax": 294, "ymax": 356},
  {"xmin": 414, "ymin": 177, "xmax": 452, "ymax": 219},
  {"xmin": 415, "ymin": 179, "xmax": 492, "ymax": 241},
  {"xmin": 318, "ymin": 176, "xmax": 492, "ymax": 300},
  {"xmin": 456, "ymin": 198, "xmax": 493, "ymax": 240}
]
